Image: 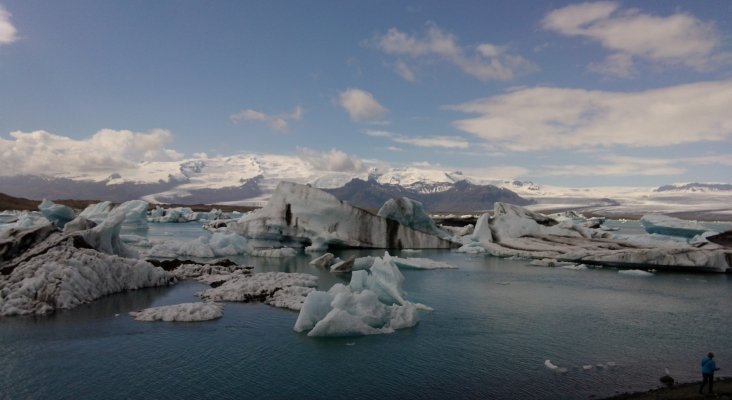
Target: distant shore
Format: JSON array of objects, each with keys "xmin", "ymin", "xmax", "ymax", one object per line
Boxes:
[{"xmin": 604, "ymin": 377, "xmax": 732, "ymax": 399}]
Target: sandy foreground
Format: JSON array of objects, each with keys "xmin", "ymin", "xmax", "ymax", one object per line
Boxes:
[{"xmin": 604, "ymin": 377, "xmax": 732, "ymax": 399}]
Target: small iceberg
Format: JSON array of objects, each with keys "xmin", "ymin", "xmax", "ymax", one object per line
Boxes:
[
  {"xmin": 130, "ymin": 302, "xmax": 223, "ymax": 322},
  {"xmin": 640, "ymin": 214, "xmax": 712, "ymax": 238},
  {"xmin": 618, "ymin": 269, "xmax": 654, "ymax": 277}
]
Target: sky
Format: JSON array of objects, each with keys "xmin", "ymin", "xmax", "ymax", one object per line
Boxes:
[{"xmin": 1, "ymin": 0, "xmax": 731, "ymax": 187}]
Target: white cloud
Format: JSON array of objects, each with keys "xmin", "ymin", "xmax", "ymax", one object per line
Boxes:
[
  {"xmin": 366, "ymin": 129, "xmax": 470, "ymax": 149},
  {"xmin": 447, "ymin": 79, "xmax": 732, "ymax": 151},
  {"xmin": 230, "ymin": 105, "xmax": 303, "ymax": 132},
  {"xmin": 542, "ymin": 2, "xmax": 723, "ymax": 75},
  {"xmin": 296, "ymin": 147, "xmax": 366, "ymax": 173},
  {"xmin": 0, "ymin": 5, "xmax": 18, "ymax": 45},
  {"xmin": 394, "ymin": 60, "xmax": 416, "ymax": 82},
  {"xmin": 338, "ymin": 89, "xmax": 388, "ymax": 122},
  {"xmin": 537, "ymin": 155, "xmax": 686, "ymax": 177},
  {"xmin": 0, "ymin": 129, "xmax": 183, "ymax": 176},
  {"xmin": 371, "ymin": 23, "xmax": 537, "ymax": 81}
]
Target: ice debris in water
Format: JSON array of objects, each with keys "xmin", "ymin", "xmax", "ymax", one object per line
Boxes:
[
  {"xmin": 196, "ymin": 272, "xmax": 318, "ymax": 311},
  {"xmin": 130, "ymin": 302, "xmax": 223, "ymax": 322},
  {"xmin": 294, "ymin": 252, "xmax": 432, "ymax": 337},
  {"xmin": 544, "ymin": 360, "xmax": 567, "ymax": 373},
  {"xmin": 618, "ymin": 269, "xmax": 654, "ymax": 277}
]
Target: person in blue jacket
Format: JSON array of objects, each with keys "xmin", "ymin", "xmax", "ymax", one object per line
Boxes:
[{"xmin": 699, "ymin": 352, "xmax": 720, "ymax": 394}]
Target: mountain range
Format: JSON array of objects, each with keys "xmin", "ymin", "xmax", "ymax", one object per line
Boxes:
[{"xmin": 1, "ymin": 154, "xmax": 731, "ymax": 218}]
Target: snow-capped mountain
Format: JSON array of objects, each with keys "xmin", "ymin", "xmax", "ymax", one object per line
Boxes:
[{"xmin": 1, "ymin": 153, "xmax": 731, "ymax": 219}]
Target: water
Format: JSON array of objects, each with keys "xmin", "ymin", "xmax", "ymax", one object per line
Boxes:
[{"xmin": 1, "ymin": 224, "xmax": 731, "ymax": 399}]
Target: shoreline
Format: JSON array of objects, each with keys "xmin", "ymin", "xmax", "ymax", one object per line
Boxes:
[{"xmin": 604, "ymin": 377, "xmax": 732, "ymax": 399}]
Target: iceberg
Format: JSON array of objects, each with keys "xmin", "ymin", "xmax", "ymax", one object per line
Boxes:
[
  {"xmin": 38, "ymin": 199, "xmax": 76, "ymax": 228},
  {"xmin": 79, "ymin": 200, "xmax": 149, "ymax": 230},
  {"xmin": 640, "ymin": 214, "xmax": 712, "ymax": 238},
  {"xmin": 460, "ymin": 203, "xmax": 732, "ymax": 273},
  {"xmin": 220, "ymin": 182, "xmax": 457, "ymax": 250},
  {"xmin": 148, "ymin": 206, "xmax": 225, "ymax": 223},
  {"xmin": 294, "ymin": 252, "xmax": 431, "ymax": 337},
  {"xmin": 196, "ymin": 272, "xmax": 318, "ymax": 311},
  {"xmin": 130, "ymin": 302, "xmax": 223, "ymax": 322},
  {"xmin": 0, "ymin": 204, "xmax": 174, "ymax": 316},
  {"xmin": 146, "ymin": 232, "xmax": 250, "ymax": 258},
  {"xmin": 377, "ymin": 197, "xmax": 451, "ymax": 239}
]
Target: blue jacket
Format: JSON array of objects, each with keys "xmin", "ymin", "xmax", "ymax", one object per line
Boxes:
[{"xmin": 702, "ymin": 356, "xmax": 717, "ymax": 374}]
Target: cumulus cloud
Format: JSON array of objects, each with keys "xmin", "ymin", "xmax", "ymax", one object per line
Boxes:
[
  {"xmin": 366, "ymin": 130, "xmax": 470, "ymax": 149},
  {"xmin": 0, "ymin": 5, "xmax": 17, "ymax": 45},
  {"xmin": 447, "ymin": 79, "xmax": 732, "ymax": 151},
  {"xmin": 338, "ymin": 89, "xmax": 388, "ymax": 122},
  {"xmin": 296, "ymin": 147, "xmax": 366, "ymax": 173},
  {"xmin": 0, "ymin": 129, "xmax": 183, "ymax": 176},
  {"xmin": 542, "ymin": 2, "xmax": 723, "ymax": 76},
  {"xmin": 370, "ymin": 23, "xmax": 537, "ymax": 81},
  {"xmin": 230, "ymin": 105, "xmax": 303, "ymax": 132}
]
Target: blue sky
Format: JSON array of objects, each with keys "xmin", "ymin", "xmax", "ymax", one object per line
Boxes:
[{"xmin": 1, "ymin": 1, "xmax": 731, "ymax": 187}]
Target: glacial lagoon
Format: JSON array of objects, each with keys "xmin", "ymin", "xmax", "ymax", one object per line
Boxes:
[{"xmin": 1, "ymin": 221, "xmax": 731, "ymax": 400}]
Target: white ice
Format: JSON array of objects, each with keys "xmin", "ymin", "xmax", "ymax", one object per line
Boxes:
[
  {"xmin": 222, "ymin": 182, "xmax": 456, "ymax": 250},
  {"xmin": 294, "ymin": 252, "xmax": 432, "ymax": 337},
  {"xmin": 130, "ymin": 302, "xmax": 223, "ymax": 322},
  {"xmin": 377, "ymin": 197, "xmax": 451, "ymax": 239},
  {"xmin": 618, "ymin": 269, "xmax": 654, "ymax": 277},
  {"xmin": 391, "ymin": 256, "xmax": 457, "ymax": 270},
  {"xmin": 38, "ymin": 199, "xmax": 76, "ymax": 227},
  {"xmin": 196, "ymin": 272, "xmax": 318, "ymax": 311}
]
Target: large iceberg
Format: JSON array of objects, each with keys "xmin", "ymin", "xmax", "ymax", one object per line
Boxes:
[
  {"xmin": 294, "ymin": 252, "xmax": 431, "ymax": 337},
  {"xmin": 148, "ymin": 206, "xmax": 224, "ymax": 223},
  {"xmin": 0, "ymin": 205, "xmax": 174, "ymax": 316},
  {"xmin": 220, "ymin": 182, "xmax": 457, "ymax": 250},
  {"xmin": 459, "ymin": 203, "xmax": 732, "ymax": 273}
]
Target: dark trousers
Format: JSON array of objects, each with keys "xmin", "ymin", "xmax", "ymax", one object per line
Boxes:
[{"xmin": 700, "ymin": 373, "xmax": 714, "ymax": 393}]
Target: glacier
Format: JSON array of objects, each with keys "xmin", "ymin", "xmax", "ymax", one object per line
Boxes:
[{"xmin": 218, "ymin": 181, "xmax": 457, "ymax": 250}]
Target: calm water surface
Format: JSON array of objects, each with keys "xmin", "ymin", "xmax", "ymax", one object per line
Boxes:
[{"xmin": 1, "ymin": 222, "xmax": 730, "ymax": 400}]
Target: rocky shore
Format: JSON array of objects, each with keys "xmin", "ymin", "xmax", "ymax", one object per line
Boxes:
[{"xmin": 605, "ymin": 377, "xmax": 732, "ymax": 399}]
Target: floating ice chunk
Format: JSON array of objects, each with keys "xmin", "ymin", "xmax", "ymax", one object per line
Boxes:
[
  {"xmin": 310, "ymin": 253, "xmax": 337, "ymax": 268},
  {"xmin": 560, "ymin": 264, "xmax": 588, "ymax": 271},
  {"xmin": 582, "ymin": 365, "xmax": 593, "ymax": 370},
  {"xmin": 456, "ymin": 242, "xmax": 487, "ymax": 254},
  {"xmin": 544, "ymin": 360, "xmax": 567, "ymax": 373},
  {"xmin": 391, "ymin": 256, "xmax": 457, "ymax": 270},
  {"xmin": 147, "ymin": 232, "xmax": 250, "ymax": 258},
  {"xmin": 353, "ymin": 256, "xmax": 376, "ymax": 271},
  {"xmin": 79, "ymin": 201, "xmax": 113, "ymax": 223},
  {"xmin": 250, "ymin": 247, "xmax": 297, "ymax": 257},
  {"xmin": 0, "ymin": 244, "xmax": 172, "ymax": 316},
  {"xmin": 377, "ymin": 197, "xmax": 451, "ymax": 239},
  {"xmin": 38, "ymin": 199, "xmax": 76, "ymax": 228},
  {"xmin": 294, "ymin": 252, "xmax": 432, "ymax": 337},
  {"xmin": 471, "ymin": 213, "xmax": 493, "ymax": 245},
  {"xmin": 130, "ymin": 302, "xmax": 223, "ymax": 322},
  {"xmin": 197, "ymin": 272, "xmax": 318, "ymax": 311},
  {"xmin": 80, "ymin": 209, "xmax": 138, "ymax": 258},
  {"xmin": 606, "ymin": 362, "xmax": 616, "ymax": 367},
  {"xmin": 640, "ymin": 214, "xmax": 712, "ymax": 238},
  {"xmin": 400, "ymin": 249, "xmax": 422, "ymax": 254},
  {"xmin": 350, "ymin": 252, "xmax": 407, "ymax": 306},
  {"xmin": 618, "ymin": 269, "xmax": 654, "ymax": 277}
]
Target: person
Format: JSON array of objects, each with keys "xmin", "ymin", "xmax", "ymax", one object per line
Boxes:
[{"xmin": 699, "ymin": 352, "xmax": 720, "ymax": 394}]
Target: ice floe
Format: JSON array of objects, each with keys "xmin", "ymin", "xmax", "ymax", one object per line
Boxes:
[
  {"xmin": 196, "ymin": 272, "xmax": 318, "ymax": 311},
  {"xmin": 618, "ymin": 269, "xmax": 654, "ymax": 277},
  {"xmin": 130, "ymin": 302, "xmax": 223, "ymax": 322},
  {"xmin": 640, "ymin": 213, "xmax": 713, "ymax": 238}
]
